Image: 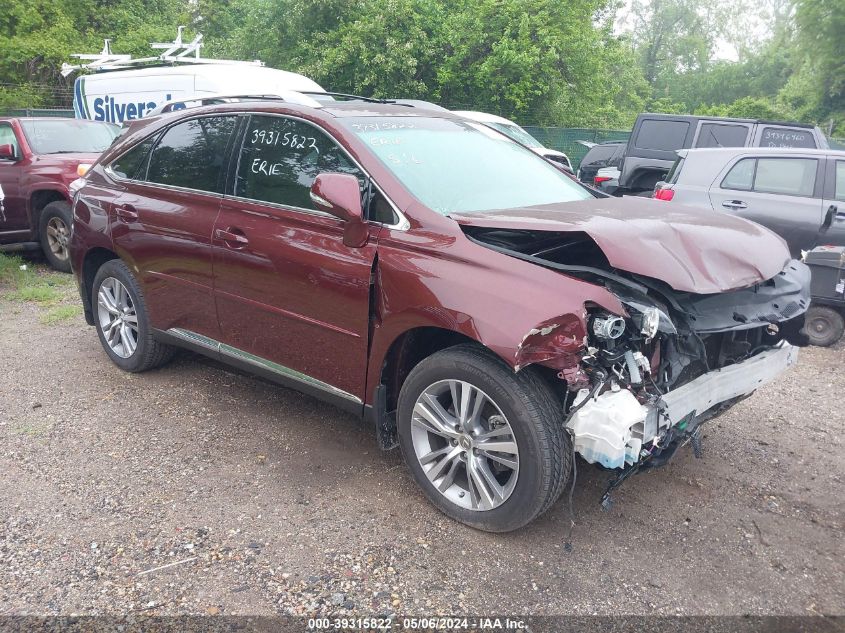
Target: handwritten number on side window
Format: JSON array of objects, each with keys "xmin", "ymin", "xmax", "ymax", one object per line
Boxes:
[{"xmin": 250, "ymin": 128, "xmax": 318, "ymax": 151}]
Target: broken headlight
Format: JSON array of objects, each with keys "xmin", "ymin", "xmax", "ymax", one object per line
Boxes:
[
  {"xmin": 592, "ymin": 313, "xmax": 626, "ymax": 341},
  {"xmin": 639, "ymin": 306, "xmax": 660, "ymax": 340}
]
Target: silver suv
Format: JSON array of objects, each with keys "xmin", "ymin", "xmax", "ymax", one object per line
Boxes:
[{"xmin": 653, "ymin": 147, "xmax": 845, "ymax": 257}]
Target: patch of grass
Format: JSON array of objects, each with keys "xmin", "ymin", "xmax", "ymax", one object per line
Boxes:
[
  {"xmin": 0, "ymin": 252, "xmax": 28, "ymax": 286},
  {"xmin": 8, "ymin": 283, "xmax": 62, "ymax": 304},
  {"xmin": 1, "ymin": 253, "xmax": 76, "ymax": 306},
  {"xmin": 40, "ymin": 304, "xmax": 82, "ymax": 324}
]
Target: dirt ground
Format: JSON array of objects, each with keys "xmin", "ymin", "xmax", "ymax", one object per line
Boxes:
[{"xmin": 0, "ymin": 261, "xmax": 843, "ymax": 618}]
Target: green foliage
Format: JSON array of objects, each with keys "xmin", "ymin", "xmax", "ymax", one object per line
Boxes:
[{"xmin": 0, "ymin": 0, "xmax": 841, "ymax": 133}]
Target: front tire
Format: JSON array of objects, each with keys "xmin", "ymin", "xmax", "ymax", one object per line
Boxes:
[
  {"xmin": 805, "ymin": 305, "xmax": 845, "ymax": 347},
  {"xmin": 39, "ymin": 201, "xmax": 73, "ymax": 273},
  {"xmin": 92, "ymin": 259, "xmax": 174, "ymax": 372},
  {"xmin": 397, "ymin": 344, "xmax": 570, "ymax": 532}
]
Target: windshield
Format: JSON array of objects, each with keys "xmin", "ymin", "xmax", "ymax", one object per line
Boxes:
[
  {"xmin": 20, "ymin": 119, "xmax": 120, "ymax": 154},
  {"xmin": 345, "ymin": 117, "xmax": 591, "ymax": 214},
  {"xmin": 486, "ymin": 122, "xmax": 542, "ymax": 148}
]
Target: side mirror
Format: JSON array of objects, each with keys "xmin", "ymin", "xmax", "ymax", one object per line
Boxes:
[
  {"xmin": 0, "ymin": 144, "xmax": 16, "ymax": 160},
  {"xmin": 309, "ymin": 172, "xmax": 369, "ymax": 248}
]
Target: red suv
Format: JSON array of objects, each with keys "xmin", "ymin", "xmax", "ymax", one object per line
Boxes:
[
  {"xmin": 70, "ymin": 99, "xmax": 810, "ymax": 531},
  {"xmin": 0, "ymin": 117, "xmax": 119, "ymax": 271}
]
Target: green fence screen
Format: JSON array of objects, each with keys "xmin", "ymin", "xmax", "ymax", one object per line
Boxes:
[{"xmin": 524, "ymin": 127, "xmax": 631, "ymax": 168}]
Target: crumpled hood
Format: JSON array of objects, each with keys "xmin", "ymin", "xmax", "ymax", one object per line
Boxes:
[{"xmin": 451, "ymin": 196, "xmax": 792, "ymax": 293}]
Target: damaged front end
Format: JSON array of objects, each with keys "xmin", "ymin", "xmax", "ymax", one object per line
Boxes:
[{"xmin": 466, "ymin": 227, "xmax": 810, "ymax": 483}]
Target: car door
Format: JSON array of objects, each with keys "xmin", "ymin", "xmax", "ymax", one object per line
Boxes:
[
  {"xmin": 108, "ymin": 114, "xmax": 238, "ymax": 338},
  {"xmin": 818, "ymin": 156, "xmax": 845, "ymax": 248},
  {"xmin": 0, "ymin": 121, "xmax": 28, "ymax": 240},
  {"xmin": 212, "ymin": 113, "xmax": 381, "ymax": 408},
  {"xmin": 708, "ymin": 154, "xmax": 824, "ymax": 256}
]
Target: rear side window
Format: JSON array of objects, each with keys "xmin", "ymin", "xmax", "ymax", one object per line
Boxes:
[
  {"xmin": 695, "ymin": 123, "xmax": 749, "ymax": 148},
  {"xmin": 634, "ymin": 120, "xmax": 690, "ymax": 151},
  {"xmin": 147, "ymin": 116, "xmax": 237, "ymax": 193},
  {"xmin": 835, "ymin": 162, "xmax": 845, "ymax": 202},
  {"xmin": 759, "ymin": 127, "xmax": 816, "ymax": 149},
  {"xmin": 755, "ymin": 158, "xmax": 817, "ymax": 196},
  {"xmin": 235, "ymin": 115, "xmax": 365, "ymax": 211},
  {"xmin": 109, "ymin": 135, "xmax": 158, "ymax": 180},
  {"xmin": 721, "ymin": 158, "xmax": 755, "ymax": 190}
]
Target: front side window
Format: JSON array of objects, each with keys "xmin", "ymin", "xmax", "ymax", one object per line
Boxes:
[
  {"xmin": 836, "ymin": 162, "xmax": 845, "ymax": 202},
  {"xmin": 634, "ymin": 120, "xmax": 689, "ymax": 151},
  {"xmin": 754, "ymin": 158, "xmax": 817, "ymax": 197},
  {"xmin": 344, "ymin": 116, "xmax": 591, "ymax": 215},
  {"xmin": 0, "ymin": 124, "xmax": 19, "ymax": 158},
  {"xmin": 109, "ymin": 135, "xmax": 158, "ymax": 180},
  {"xmin": 721, "ymin": 158, "xmax": 755, "ymax": 191},
  {"xmin": 695, "ymin": 123, "xmax": 749, "ymax": 148},
  {"xmin": 20, "ymin": 119, "xmax": 119, "ymax": 154},
  {"xmin": 147, "ymin": 116, "xmax": 237, "ymax": 193},
  {"xmin": 235, "ymin": 115, "xmax": 365, "ymax": 211}
]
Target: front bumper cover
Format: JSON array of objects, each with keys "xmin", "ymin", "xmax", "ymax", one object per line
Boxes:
[{"xmin": 567, "ymin": 342, "xmax": 798, "ymax": 469}]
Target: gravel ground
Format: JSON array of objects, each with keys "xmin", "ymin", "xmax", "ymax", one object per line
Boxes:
[{"xmin": 0, "ymin": 262, "xmax": 843, "ymax": 618}]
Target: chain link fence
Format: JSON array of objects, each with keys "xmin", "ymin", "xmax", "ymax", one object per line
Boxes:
[{"xmin": 524, "ymin": 127, "xmax": 631, "ymax": 167}]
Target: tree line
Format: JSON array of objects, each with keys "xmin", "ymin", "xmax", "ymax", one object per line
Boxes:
[{"xmin": 1, "ymin": 0, "xmax": 842, "ymax": 134}]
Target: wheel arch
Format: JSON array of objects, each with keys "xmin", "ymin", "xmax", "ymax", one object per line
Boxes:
[
  {"xmin": 30, "ymin": 189, "xmax": 70, "ymax": 234},
  {"xmin": 81, "ymin": 247, "xmax": 120, "ymax": 325},
  {"xmin": 368, "ymin": 325, "xmax": 567, "ymax": 450}
]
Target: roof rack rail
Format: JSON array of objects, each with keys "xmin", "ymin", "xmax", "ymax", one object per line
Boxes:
[
  {"xmin": 61, "ymin": 26, "xmax": 264, "ymax": 76},
  {"xmin": 299, "ymin": 92, "xmax": 449, "ymax": 111},
  {"xmin": 144, "ymin": 91, "xmax": 325, "ymax": 117}
]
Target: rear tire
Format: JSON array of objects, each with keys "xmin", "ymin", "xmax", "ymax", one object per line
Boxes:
[
  {"xmin": 397, "ymin": 344, "xmax": 570, "ymax": 532},
  {"xmin": 92, "ymin": 259, "xmax": 174, "ymax": 372},
  {"xmin": 805, "ymin": 305, "xmax": 845, "ymax": 347},
  {"xmin": 39, "ymin": 201, "xmax": 72, "ymax": 273}
]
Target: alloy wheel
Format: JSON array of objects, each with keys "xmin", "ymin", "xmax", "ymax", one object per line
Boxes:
[
  {"xmin": 46, "ymin": 216, "xmax": 70, "ymax": 262},
  {"xmin": 410, "ymin": 379, "xmax": 519, "ymax": 511},
  {"xmin": 97, "ymin": 277, "xmax": 139, "ymax": 358}
]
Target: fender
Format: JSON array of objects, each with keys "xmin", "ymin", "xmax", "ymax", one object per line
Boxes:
[{"xmin": 365, "ymin": 222, "xmax": 625, "ymax": 405}]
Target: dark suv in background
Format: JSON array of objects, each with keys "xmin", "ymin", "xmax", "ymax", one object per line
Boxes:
[
  {"xmin": 576, "ymin": 140, "xmax": 625, "ymax": 186},
  {"xmin": 615, "ymin": 113, "xmax": 830, "ymax": 196},
  {"xmin": 69, "ymin": 97, "xmax": 809, "ymax": 532},
  {"xmin": 0, "ymin": 117, "xmax": 119, "ymax": 271}
]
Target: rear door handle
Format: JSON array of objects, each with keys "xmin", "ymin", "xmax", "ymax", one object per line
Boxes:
[
  {"xmin": 115, "ymin": 204, "xmax": 138, "ymax": 222},
  {"xmin": 214, "ymin": 227, "xmax": 249, "ymax": 248},
  {"xmin": 722, "ymin": 200, "xmax": 747, "ymax": 210}
]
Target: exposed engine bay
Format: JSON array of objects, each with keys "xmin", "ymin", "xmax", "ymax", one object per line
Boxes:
[{"xmin": 464, "ymin": 227, "xmax": 811, "ymax": 483}]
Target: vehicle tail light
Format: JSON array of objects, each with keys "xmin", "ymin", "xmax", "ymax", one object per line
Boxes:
[
  {"xmin": 77, "ymin": 163, "xmax": 92, "ymax": 177},
  {"xmin": 654, "ymin": 188, "xmax": 674, "ymax": 201},
  {"xmin": 594, "ymin": 176, "xmax": 612, "ymax": 184}
]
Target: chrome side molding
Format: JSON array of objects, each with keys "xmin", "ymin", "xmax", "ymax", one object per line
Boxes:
[{"xmin": 166, "ymin": 327, "xmax": 362, "ymax": 405}]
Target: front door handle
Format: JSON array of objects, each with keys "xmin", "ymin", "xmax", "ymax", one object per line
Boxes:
[
  {"xmin": 115, "ymin": 204, "xmax": 138, "ymax": 222},
  {"xmin": 722, "ymin": 200, "xmax": 747, "ymax": 210},
  {"xmin": 214, "ymin": 227, "xmax": 249, "ymax": 248}
]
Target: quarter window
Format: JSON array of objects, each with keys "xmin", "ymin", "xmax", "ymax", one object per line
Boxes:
[
  {"xmin": 147, "ymin": 116, "xmax": 236, "ymax": 193},
  {"xmin": 235, "ymin": 115, "xmax": 365, "ymax": 212},
  {"xmin": 721, "ymin": 158, "xmax": 755, "ymax": 190},
  {"xmin": 755, "ymin": 158, "xmax": 817, "ymax": 197},
  {"xmin": 759, "ymin": 127, "xmax": 816, "ymax": 149}
]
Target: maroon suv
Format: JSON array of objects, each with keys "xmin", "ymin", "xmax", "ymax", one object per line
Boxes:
[
  {"xmin": 69, "ymin": 100, "xmax": 810, "ymax": 531},
  {"xmin": 0, "ymin": 117, "xmax": 119, "ymax": 271}
]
